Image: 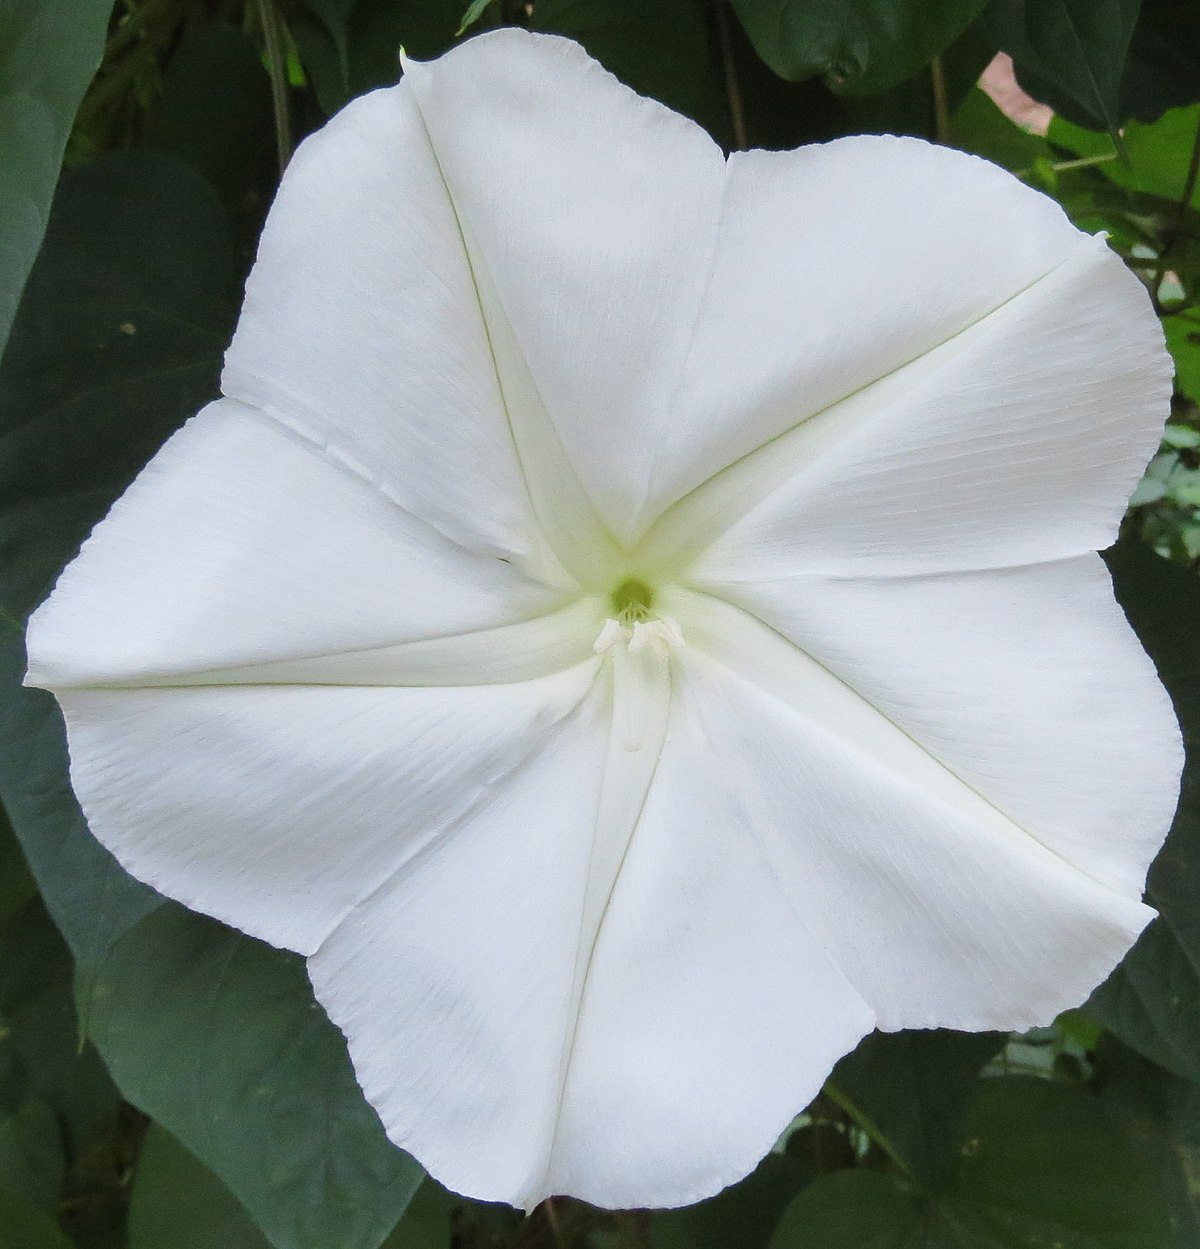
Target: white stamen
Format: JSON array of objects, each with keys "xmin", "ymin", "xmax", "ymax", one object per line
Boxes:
[
  {"xmin": 593, "ymin": 615, "xmax": 683, "ymax": 751},
  {"xmin": 627, "ymin": 615, "xmax": 685, "ymax": 658},
  {"xmin": 593, "ymin": 618, "xmax": 632, "ymax": 654}
]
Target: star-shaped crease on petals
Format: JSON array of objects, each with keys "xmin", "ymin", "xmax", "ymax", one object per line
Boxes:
[{"xmin": 25, "ymin": 28, "xmax": 1182, "ymax": 1211}]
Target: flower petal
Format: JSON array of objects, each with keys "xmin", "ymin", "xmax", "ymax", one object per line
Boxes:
[
  {"xmin": 219, "ymin": 64, "xmax": 565, "ymax": 572},
  {"xmin": 543, "ymin": 700, "xmax": 876, "ymax": 1208},
  {"xmin": 401, "ymin": 30, "xmax": 727, "ymax": 546},
  {"xmin": 688, "ymin": 556, "xmax": 1182, "ymax": 898},
  {"xmin": 649, "ymin": 234, "xmax": 1170, "ymax": 578},
  {"xmin": 659, "ymin": 139, "xmax": 1086, "ymax": 513},
  {"xmin": 307, "ymin": 685, "xmax": 610, "ymax": 1207},
  {"xmin": 51, "ymin": 662, "xmax": 599, "ymax": 957},
  {"xmin": 659, "ymin": 597, "xmax": 1157, "ymax": 1033},
  {"xmin": 26, "ymin": 399, "xmax": 577, "ymax": 690}
]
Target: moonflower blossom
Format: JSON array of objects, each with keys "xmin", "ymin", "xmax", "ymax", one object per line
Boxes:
[{"xmin": 24, "ymin": 28, "xmax": 1182, "ymax": 1211}]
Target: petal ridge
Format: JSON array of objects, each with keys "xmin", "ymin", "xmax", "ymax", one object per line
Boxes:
[
  {"xmin": 57, "ymin": 661, "xmax": 602, "ymax": 957},
  {"xmin": 40, "ymin": 596, "xmax": 605, "ymax": 691},
  {"xmin": 664, "ymin": 642, "xmax": 1154, "ymax": 1034},
  {"xmin": 400, "ymin": 29, "xmax": 729, "ymax": 547},
  {"xmin": 401, "ymin": 54, "xmax": 627, "ymax": 584},
  {"xmin": 664, "ymin": 585, "xmax": 1156, "ymax": 899},
  {"xmin": 641, "ymin": 233, "xmax": 1118, "ymax": 575}
]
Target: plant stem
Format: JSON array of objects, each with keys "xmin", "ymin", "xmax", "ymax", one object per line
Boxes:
[
  {"xmin": 930, "ymin": 54, "xmax": 949, "ymax": 145},
  {"xmin": 822, "ymin": 1079, "xmax": 914, "ymax": 1179},
  {"xmin": 543, "ymin": 1197, "xmax": 566, "ymax": 1249},
  {"xmin": 715, "ymin": 1, "xmax": 748, "ymax": 151},
  {"xmin": 256, "ymin": 0, "xmax": 292, "ymax": 174}
]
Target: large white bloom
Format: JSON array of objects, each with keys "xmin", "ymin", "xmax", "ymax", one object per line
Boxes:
[{"xmin": 24, "ymin": 29, "xmax": 1182, "ymax": 1211}]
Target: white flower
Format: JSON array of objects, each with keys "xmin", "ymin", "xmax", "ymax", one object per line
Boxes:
[{"xmin": 24, "ymin": 29, "xmax": 1182, "ymax": 1212}]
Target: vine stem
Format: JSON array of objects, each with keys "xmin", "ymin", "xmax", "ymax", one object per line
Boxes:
[
  {"xmin": 822, "ymin": 1079, "xmax": 914, "ymax": 1180},
  {"xmin": 930, "ymin": 55, "xmax": 950, "ymax": 145},
  {"xmin": 715, "ymin": 1, "xmax": 748, "ymax": 151},
  {"xmin": 256, "ymin": 0, "xmax": 293, "ymax": 174},
  {"xmin": 543, "ymin": 1197, "xmax": 566, "ymax": 1249}
]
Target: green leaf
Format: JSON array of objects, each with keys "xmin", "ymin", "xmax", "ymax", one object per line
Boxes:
[
  {"xmin": 0, "ymin": 1099, "xmax": 65, "ymax": 1212},
  {"xmin": 0, "ymin": 0, "xmax": 113, "ymax": 359},
  {"xmin": 1089, "ymin": 542, "xmax": 1200, "ymax": 1082},
  {"xmin": 0, "ymin": 154, "xmax": 421, "ymax": 1249},
  {"xmin": 828, "ymin": 1029, "xmax": 1004, "ymax": 1188},
  {"xmin": 771, "ymin": 1077, "xmax": 1170, "ymax": 1248},
  {"xmin": 457, "ymin": 0, "xmax": 495, "ymax": 34},
  {"xmin": 1050, "ymin": 103, "xmax": 1200, "ymax": 211},
  {"xmin": 0, "ymin": 806, "xmax": 35, "ymax": 929},
  {"xmin": 949, "ymin": 85, "xmax": 1048, "ymax": 172},
  {"xmin": 291, "ymin": 0, "xmax": 476, "ymax": 116},
  {"xmin": 1120, "ymin": 0, "xmax": 1200, "ymax": 123},
  {"xmin": 0, "ymin": 1191, "xmax": 73, "ymax": 1249},
  {"xmin": 652, "ymin": 1151, "xmax": 814, "ymax": 1249},
  {"xmin": 141, "ymin": 24, "xmax": 278, "ymax": 247},
  {"xmin": 531, "ymin": 0, "xmax": 719, "ymax": 131},
  {"xmin": 0, "ymin": 152, "xmax": 237, "ymax": 975},
  {"xmin": 770, "ymin": 1169, "xmax": 920, "ymax": 1249},
  {"xmin": 728, "ymin": 0, "xmax": 990, "ymax": 95},
  {"xmin": 985, "ymin": 0, "xmax": 1141, "ymax": 135},
  {"xmin": 0, "ymin": 898, "xmax": 121, "ymax": 1155},
  {"xmin": 129, "ymin": 1124, "xmax": 271, "ymax": 1249},
  {"xmin": 378, "ymin": 1181, "xmax": 453, "ymax": 1249},
  {"xmin": 88, "ymin": 906, "xmax": 423, "ymax": 1249},
  {"xmin": 1091, "ymin": 1037, "xmax": 1200, "ymax": 1246},
  {"xmin": 1165, "ymin": 315, "xmax": 1200, "ymax": 404}
]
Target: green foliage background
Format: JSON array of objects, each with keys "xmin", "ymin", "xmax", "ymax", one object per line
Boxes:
[{"xmin": 2, "ymin": 1, "xmax": 1200, "ymax": 1246}]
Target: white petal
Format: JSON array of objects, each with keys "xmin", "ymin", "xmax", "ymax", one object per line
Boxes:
[
  {"xmin": 26, "ymin": 399, "xmax": 576, "ymax": 690},
  {"xmin": 655, "ymin": 235, "xmax": 1170, "ymax": 579},
  {"xmin": 690, "ymin": 557, "xmax": 1182, "ymax": 898},
  {"xmin": 662, "ymin": 593, "xmax": 1158, "ymax": 1033},
  {"xmin": 53, "ymin": 662, "xmax": 598, "ymax": 956},
  {"xmin": 545, "ymin": 691, "xmax": 876, "ymax": 1208},
  {"xmin": 308, "ymin": 685, "xmax": 611, "ymax": 1207},
  {"xmin": 220, "ymin": 69, "xmax": 558, "ymax": 572},
  {"xmin": 643, "ymin": 137, "xmax": 1097, "ymax": 525},
  {"xmin": 401, "ymin": 30, "xmax": 727, "ymax": 545}
]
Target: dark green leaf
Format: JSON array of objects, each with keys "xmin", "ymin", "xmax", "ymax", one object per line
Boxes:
[
  {"xmin": 0, "ymin": 1098, "xmax": 65, "ymax": 1212},
  {"xmin": 829, "ymin": 1029, "xmax": 1004, "ymax": 1188},
  {"xmin": 291, "ymin": 0, "xmax": 476, "ymax": 116},
  {"xmin": 0, "ymin": 153, "xmax": 420, "ymax": 1249},
  {"xmin": 729, "ymin": 0, "xmax": 989, "ymax": 95},
  {"xmin": 770, "ymin": 1169, "xmax": 922, "ymax": 1249},
  {"xmin": 771, "ymin": 1077, "xmax": 1169, "ymax": 1248},
  {"xmin": 531, "ymin": 0, "xmax": 720, "ymax": 132},
  {"xmin": 0, "ymin": 898, "xmax": 120, "ymax": 1154},
  {"xmin": 0, "ymin": 1190, "xmax": 73, "ymax": 1249},
  {"xmin": 985, "ymin": 0, "xmax": 1141, "ymax": 134},
  {"xmin": 379, "ymin": 1181, "xmax": 453, "ymax": 1248},
  {"xmin": 0, "ymin": 0, "xmax": 113, "ymax": 358},
  {"xmin": 1091, "ymin": 1037, "xmax": 1200, "ymax": 1247},
  {"xmin": 128, "ymin": 1125, "xmax": 271, "ymax": 1249},
  {"xmin": 1090, "ymin": 542, "xmax": 1200, "ymax": 1082},
  {"xmin": 652, "ymin": 1151, "xmax": 814, "ymax": 1249},
  {"xmin": 142, "ymin": 25, "xmax": 278, "ymax": 250},
  {"xmin": 1120, "ymin": 0, "xmax": 1200, "ymax": 123},
  {"xmin": 0, "ymin": 152, "xmax": 237, "ymax": 974},
  {"xmin": 88, "ymin": 906, "xmax": 423, "ymax": 1249},
  {"xmin": 0, "ymin": 151, "xmax": 237, "ymax": 623},
  {"xmin": 0, "ymin": 805, "xmax": 35, "ymax": 928}
]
